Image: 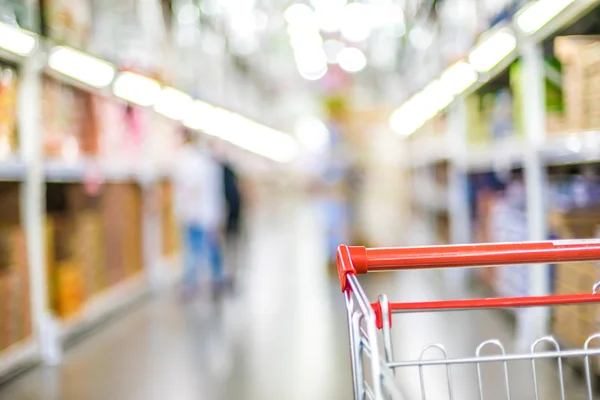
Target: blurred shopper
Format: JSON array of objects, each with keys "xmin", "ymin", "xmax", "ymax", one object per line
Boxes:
[
  {"xmin": 173, "ymin": 129, "xmax": 226, "ymax": 299},
  {"xmin": 221, "ymin": 157, "xmax": 244, "ymax": 284}
]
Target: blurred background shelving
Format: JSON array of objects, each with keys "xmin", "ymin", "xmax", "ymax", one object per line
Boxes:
[{"xmin": 392, "ymin": 0, "xmax": 600, "ymax": 355}]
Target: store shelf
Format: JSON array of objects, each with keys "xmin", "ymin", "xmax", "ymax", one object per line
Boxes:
[
  {"xmin": 60, "ymin": 274, "xmax": 149, "ymax": 344},
  {"xmin": 411, "ymin": 180, "xmax": 448, "ymax": 212},
  {"xmin": 466, "ymin": 137, "xmax": 527, "ymax": 172},
  {"xmin": 540, "ymin": 131, "xmax": 600, "ymax": 165},
  {"xmin": 0, "ymin": 339, "xmax": 37, "ymax": 381},
  {"xmin": 407, "ymin": 137, "xmax": 449, "ymax": 168},
  {"xmin": 0, "ymin": 159, "xmax": 26, "ymax": 181},
  {"xmin": 44, "ymin": 159, "xmax": 142, "ymax": 183},
  {"xmin": 530, "ymin": 0, "xmax": 600, "ymax": 44}
]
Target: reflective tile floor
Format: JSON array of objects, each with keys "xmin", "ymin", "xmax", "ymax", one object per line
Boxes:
[{"xmin": 0, "ymin": 195, "xmax": 598, "ymax": 399}]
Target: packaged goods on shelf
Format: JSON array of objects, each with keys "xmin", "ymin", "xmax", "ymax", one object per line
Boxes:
[
  {"xmin": 45, "ymin": 215, "xmax": 85, "ymax": 319},
  {"xmin": 41, "ymin": 0, "xmax": 92, "ymax": 49},
  {"xmin": 510, "ymin": 58, "xmax": 565, "ymax": 136},
  {"xmin": 160, "ymin": 181, "xmax": 180, "ymax": 258},
  {"xmin": 469, "ymin": 172, "xmax": 529, "ymax": 297},
  {"xmin": 0, "ymin": 67, "xmax": 18, "ymax": 159},
  {"xmin": 72, "ymin": 211, "xmax": 106, "ymax": 298},
  {"xmin": 466, "ymin": 87, "xmax": 516, "ymax": 145},
  {"xmin": 554, "ymin": 36, "xmax": 600, "ymax": 131},
  {"xmin": 121, "ymin": 185, "xmax": 143, "ymax": 276},
  {"xmin": 0, "ymin": 225, "xmax": 31, "ymax": 351},
  {"xmin": 549, "ymin": 207, "xmax": 600, "ymax": 349},
  {"xmin": 41, "ymin": 78, "xmax": 98, "ymax": 160},
  {"xmin": 100, "ymin": 184, "xmax": 143, "ymax": 283}
]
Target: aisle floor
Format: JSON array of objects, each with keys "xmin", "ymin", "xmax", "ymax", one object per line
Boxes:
[{"xmin": 0, "ymin": 196, "xmax": 598, "ymax": 399}]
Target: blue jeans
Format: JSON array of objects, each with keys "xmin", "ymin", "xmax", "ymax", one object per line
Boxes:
[{"xmin": 182, "ymin": 224, "xmax": 224, "ymax": 289}]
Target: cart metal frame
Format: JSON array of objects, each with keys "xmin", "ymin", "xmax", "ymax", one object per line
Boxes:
[{"xmin": 338, "ymin": 240, "xmax": 600, "ymax": 400}]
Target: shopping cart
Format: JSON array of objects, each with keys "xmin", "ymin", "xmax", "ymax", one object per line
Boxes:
[{"xmin": 337, "ymin": 240, "xmax": 600, "ymax": 400}]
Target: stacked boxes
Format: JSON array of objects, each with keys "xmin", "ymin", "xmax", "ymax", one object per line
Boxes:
[
  {"xmin": 0, "ymin": 225, "xmax": 32, "ymax": 351},
  {"xmin": 45, "ymin": 215, "xmax": 85, "ymax": 319},
  {"xmin": 554, "ymin": 36, "xmax": 600, "ymax": 131},
  {"xmin": 161, "ymin": 181, "xmax": 180, "ymax": 258},
  {"xmin": 101, "ymin": 184, "xmax": 143, "ymax": 283},
  {"xmin": 550, "ymin": 208, "xmax": 600, "ymax": 348}
]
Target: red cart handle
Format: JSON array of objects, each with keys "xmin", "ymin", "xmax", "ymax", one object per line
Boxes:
[{"xmin": 337, "ymin": 239, "xmax": 600, "ymax": 292}]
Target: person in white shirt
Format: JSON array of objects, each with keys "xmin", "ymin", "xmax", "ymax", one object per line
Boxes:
[{"xmin": 173, "ymin": 129, "xmax": 226, "ymax": 298}]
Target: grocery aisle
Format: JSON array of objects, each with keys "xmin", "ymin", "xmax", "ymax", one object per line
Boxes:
[
  {"xmin": 0, "ymin": 193, "xmax": 353, "ymax": 400},
  {"xmin": 0, "ymin": 193, "xmax": 596, "ymax": 400}
]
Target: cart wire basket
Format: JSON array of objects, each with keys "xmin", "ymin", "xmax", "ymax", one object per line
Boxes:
[{"xmin": 337, "ymin": 240, "xmax": 600, "ymax": 400}]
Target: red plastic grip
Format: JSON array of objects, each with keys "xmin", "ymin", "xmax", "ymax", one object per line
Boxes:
[
  {"xmin": 337, "ymin": 245, "xmax": 368, "ymax": 292},
  {"xmin": 338, "ymin": 240, "xmax": 600, "ymax": 282},
  {"xmin": 372, "ymin": 301, "xmax": 393, "ymax": 330}
]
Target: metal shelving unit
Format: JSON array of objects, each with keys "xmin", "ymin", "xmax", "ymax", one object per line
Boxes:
[{"xmin": 398, "ymin": 0, "xmax": 600, "ymax": 346}]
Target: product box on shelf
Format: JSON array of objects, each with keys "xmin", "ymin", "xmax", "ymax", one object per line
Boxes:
[
  {"xmin": 554, "ymin": 36, "xmax": 600, "ymax": 131},
  {"xmin": 72, "ymin": 211, "xmax": 106, "ymax": 298},
  {"xmin": 121, "ymin": 185, "xmax": 143, "ymax": 276},
  {"xmin": 41, "ymin": 0, "xmax": 92, "ymax": 50},
  {"xmin": 41, "ymin": 78, "xmax": 99, "ymax": 160},
  {"xmin": 0, "ymin": 224, "xmax": 31, "ymax": 350},
  {"xmin": 510, "ymin": 58, "xmax": 564, "ymax": 136},
  {"xmin": 101, "ymin": 184, "xmax": 125, "ymax": 284},
  {"xmin": 549, "ymin": 207, "xmax": 600, "ymax": 348},
  {"xmin": 161, "ymin": 181, "xmax": 180, "ymax": 258},
  {"xmin": 0, "ymin": 67, "xmax": 18, "ymax": 159}
]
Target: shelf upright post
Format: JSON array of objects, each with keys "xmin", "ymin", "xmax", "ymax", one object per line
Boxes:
[
  {"xmin": 446, "ymin": 99, "xmax": 471, "ymax": 289},
  {"xmin": 516, "ymin": 29, "xmax": 549, "ymax": 349},
  {"xmin": 447, "ymin": 99, "xmax": 471, "ymax": 245},
  {"xmin": 18, "ymin": 48, "xmax": 60, "ymax": 364}
]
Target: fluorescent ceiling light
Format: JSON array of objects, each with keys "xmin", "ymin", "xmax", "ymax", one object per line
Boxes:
[
  {"xmin": 290, "ymin": 32, "xmax": 323, "ymax": 51},
  {"xmin": 154, "ymin": 87, "xmax": 193, "ymax": 120},
  {"xmin": 337, "ymin": 47, "xmax": 367, "ymax": 73},
  {"xmin": 294, "ymin": 117, "xmax": 330, "ymax": 154},
  {"xmin": 113, "ymin": 72, "xmax": 161, "ymax": 106},
  {"xmin": 0, "ymin": 22, "xmax": 36, "ymax": 56},
  {"xmin": 468, "ymin": 28, "xmax": 516, "ymax": 73},
  {"xmin": 422, "ymin": 80, "xmax": 454, "ymax": 114},
  {"xmin": 517, "ymin": 0, "xmax": 575, "ymax": 35},
  {"xmin": 389, "ymin": 83, "xmax": 452, "ymax": 137},
  {"xmin": 48, "ymin": 46, "xmax": 115, "ymax": 88},
  {"xmin": 323, "ymin": 39, "xmax": 345, "ymax": 64},
  {"xmin": 440, "ymin": 61, "xmax": 478, "ymax": 95},
  {"xmin": 298, "ymin": 63, "xmax": 328, "ymax": 81},
  {"xmin": 184, "ymin": 102, "xmax": 299, "ymax": 162},
  {"xmin": 284, "ymin": 4, "xmax": 314, "ymax": 25},
  {"xmin": 340, "ymin": 3, "xmax": 371, "ymax": 42}
]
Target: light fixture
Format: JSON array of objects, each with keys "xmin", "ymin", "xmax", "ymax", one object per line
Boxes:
[
  {"xmin": 48, "ymin": 46, "xmax": 115, "ymax": 88},
  {"xmin": 0, "ymin": 22, "xmax": 36, "ymax": 56},
  {"xmin": 323, "ymin": 39, "xmax": 345, "ymax": 64},
  {"xmin": 154, "ymin": 87, "xmax": 193, "ymax": 120},
  {"xmin": 183, "ymin": 102, "xmax": 299, "ymax": 162},
  {"xmin": 440, "ymin": 61, "xmax": 478, "ymax": 95},
  {"xmin": 295, "ymin": 45, "xmax": 328, "ymax": 80},
  {"xmin": 294, "ymin": 117, "xmax": 330, "ymax": 154},
  {"xmin": 337, "ymin": 47, "xmax": 367, "ymax": 73},
  {"xmin": 340, "ymin": 3, "xmax": 371, "ymax": 42},
  {"xmin": 389, "ymin": 84, "xmax": 452, "ymax": 138},
  {"xmin": 422, "ymin": 80, "xmax": 454, "ymax": 114},
  {"xmin": 468, "ymin": 28, "xmax": 516, "ymax": 73},
  {"xmin": 290, "ymin": 32, "xmax": 323, "ymax": 51},
  {"xmin": 284, "ymin": 3, "xmax": 314, "ymax": 25},
  {"xmin": 516, "ymin": 0, "xmax": 575, "ymax": 35},
  {"xmin": 113, "ymin": 72, "xmax": 161, "ymax": 107},
  {"xmin": 183, "ymin": 100, "xmax": 219, "ymax": 131}
]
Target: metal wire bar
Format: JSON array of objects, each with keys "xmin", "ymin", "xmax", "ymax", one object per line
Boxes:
[
  {"xmin": 418, "ymin": 344, "xmax": 453, "ymax": 400},
  {"xmin": 531, "ymin": 336, "xmax": 565, "ymax": 400},
  {"xmin": 388, "ymin": 345, "xmax": 600, "ymax": 368}
]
